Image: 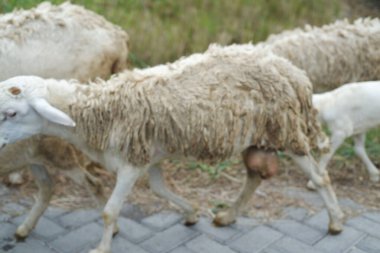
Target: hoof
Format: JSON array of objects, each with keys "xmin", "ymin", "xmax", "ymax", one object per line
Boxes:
[
  {"xmin": 328, "ymin": 221, "xmax": 343, "ymax": 235},
  {"xmin": 306, "ymin": 180, "xmax": 317, "ymax": 191},
  {"xmin": 213, "ymin": 210, "xmax": 236, "ymax": 226},
  {"xmin": 184, "ymin": 213, "xmax": 199, "ymax": 226},
  {"xmin": 15, "ymin": 225, "xmax": 29, "ymax": 241},
  {"xmin": 112, "ymin": 223, "xmax": 119, "ymax": 237}
]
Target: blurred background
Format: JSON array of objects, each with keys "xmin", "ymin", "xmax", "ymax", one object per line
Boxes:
[{"xmin": 1, "ymin": 0, "xmax": 379, "ymax": 67}]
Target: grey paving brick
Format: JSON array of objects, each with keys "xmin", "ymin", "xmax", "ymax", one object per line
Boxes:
[
  {"xmin": 120, "ymin": 203, "xmax": 149, "ymax": 221},
  {"xmin": 9, "ymin": 238, "xmax": 57, "ymax": 253},
  {"xmin": 0, "ymin": 222, "xmax": 16, "ymax": 240},
  {"xmin": 0, "ymin": 184, "xmax": 9, "ymax": 196},
  {"xmin": 283, "ymin": 187, "xmax": 324, "ymax": 207},
  {"xmin": 59, "ymin": 209, "xmax": 100, "ymax": 228},
  {"xmin": 169, "ymin": 246, "xmax": 195, "ymax": 253},
  {"xmin": 347, "ymin": 216, "xmax": 380, "ymax": 239},
  {"xmin": 50, "ymin": 222, "xmax": 102, "ymax": 253},
  {"xmin": 141, "ymin": 212, "xmax": 182, "ymax": 231},
  {"xmin": 231, "ymin": 217, "xmax": 259, "ymax": 232},
  {"xmin": 111, "ymin": 236, "xmax": 150, "ymax": 253},
  {"xmin": 229, "ymin": 226, "xmax": 283, "ymax": 253},
  {"xmin": 12, "ymin": 215, "xmax": 65, "ymax": 239},
  {"xmin": 282, "ymin": 207, "xmax": 309, "ymax": 222},
  {"xmin": 117, "ymin": 217, "xmax": 153, "ymax": 243},
  {"xmin": 363, "ymin": 212, "xmax": 380, "ymax": 224},
  {"xmin": 356, "ymin": 235, "xmax": 380, "ymax": 253},
  {"xmin": 269, "ymin": 219, "xmax": 324, "ymax": 245},
  {"xmin": 141, "ymin": 224, "xmax": 199, "ymax": 253},
  {"xmin": 44, "ymin": 207, "xmax": 67, "ymax": 219},
  {"xmin": 0, "ymin": 214, "xmax": 11, "ymax": 223},
  {"xmin": 186, "ymin": 235, "xmax": 236, "ymax": 253},
  {"xmin": 347, "ymin": 248, "xmax": 371, "ymax": 253},
  {"xmin": 1, "ymin": 203, "xmax": 26, "ymax": 217},
  {"xmin": 314, "ymin": 226, "xmax": 364, "ymax": 253},
  {"xmin": 339, "ymin": 198, "xmax": 366, "ymax": 211},
  {"xmin": 306, "ymin": 210, "xmax": 329, "ymax": 231},
  {"xmin": 192, "ymin": 217, "xmax": 241, "ymax": 242},
  {"xmin": 263, "ymin": 236, "xmax": 326, "ymax": 253}
]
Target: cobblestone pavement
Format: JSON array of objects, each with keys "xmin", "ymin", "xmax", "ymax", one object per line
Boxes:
[{"xmin": 1, "ymin": 184, "xmax": 380, "ymax": 253}]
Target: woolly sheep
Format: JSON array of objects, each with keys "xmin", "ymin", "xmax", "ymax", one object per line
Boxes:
[
  {"xmin": 0, "ymin": 1, "xmax": 129, "ymax": 237},
  {"xmin": 262, "ymin": 18, "xmax": 380, "ymax": 92},
  {"xmin": 306, "ymin": 81, "xmax": 380, "ymax": 189},
  {"xmin": 0, "ymin": 44, "xmax": 343, "ymax": 253}
]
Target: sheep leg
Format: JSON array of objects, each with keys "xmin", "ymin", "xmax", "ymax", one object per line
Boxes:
[
  {"xmin": 213, "ymin": 168, "xmax": 262, "ymax": 226},
  {"xmin": 90, "ymin": 165, "xmax": 141, "ymax": 253},
  {"xmin": 148, "ymin": 166, "xmax": 199, "ymax": 225},
  {"xmin": 307, "ymin": 131, "xmax": 346, "ymax": 190},
  {"xmin": 15, "ymin": 165, "xmax": 53, "ymax": 239},
  {"xmin": 353, "ymin": 133, "xmax": 380, "ymax": 182},
  {"xmin": 290, "ymin": 153, "xmax": 344, "ymax": 234}
]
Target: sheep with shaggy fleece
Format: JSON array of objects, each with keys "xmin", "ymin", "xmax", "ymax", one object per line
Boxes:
[
  {"xmin": 306, "ymin": 81, "xmax": 380, "ymax": 189},
  {"xmin": 0, "ymin": 44, "xmax": 343, "ymax": 253},
  {"xmin": 261, "ymin": 18, "xmax": 380, "ymax": 92},
  {"xmin": 0, "ymin": 1, "xmax": 129, "ymax": 237}
]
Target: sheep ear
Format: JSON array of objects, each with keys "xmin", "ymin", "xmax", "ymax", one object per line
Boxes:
[{"xmin": 30, "ymin": 98, "xmax": 76, "ymax": 127}]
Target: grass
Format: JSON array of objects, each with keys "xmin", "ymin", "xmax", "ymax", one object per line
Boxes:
[{"xmin": 1, "ymin": 0, "xmax": 379, "ymax": 175}]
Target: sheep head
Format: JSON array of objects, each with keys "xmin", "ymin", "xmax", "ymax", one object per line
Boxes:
[{"xmin": 0, "ymin": 76, "xmax": 75, "ymax": 150}]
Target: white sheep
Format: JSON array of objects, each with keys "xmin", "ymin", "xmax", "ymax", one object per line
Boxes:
[
  {"xmin": 0, "ymin": 44, "xmax": 344, "ymax": 253},
  {"xmin": 0, "ymin": 1, "xmax": 129, "ymax": 237},
  {"xmin": 260, "ymin": 18, "xmax": 380, "ymax": 92},
  {"xmin": 306, "ymin": 81, "xmax": 380, "ymax": 189},
  {"xmin": 0, "ymin": 1, "xmax": 129, "ymax": 81}
]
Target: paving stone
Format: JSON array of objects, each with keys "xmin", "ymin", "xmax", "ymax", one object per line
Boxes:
[
  {"xmin": 141, "ymin": 212, "xmax": 182, "ymax": 231},
  {"xmin": 229, "ymin": 226, "xmax": 283, "ymax": 253},
  {"xmin": 263, "ymin": 236, "xmax": 326, "ymax": 253},
  {"xmin": 283, "ymin": 187, "xmax": 325, "ymax": 207},
  {"xmin": 363, "ymin": 212, "xmax": 380, "ymax": 224},
  {"xmin": 141, "ymin": 224, "xmax": 199, "ymax": 253},
  {"xmin": 347, "ymin": 247, "xmax": 371, "ymax": 253},
  {"xmin": 1, "ymin": 203, "xmax": 26, "ymax": 217},
  {"xmin": 12, "ymin": 215, "xmax": 65, "ymax": 239},
  {"xmin": 314, "ymin": 226, "xmax": 364, "ymax": 253},
  {"xmin": 44, "ymin": 207, "xmax": 68, "ymax": 219},
  {"xmin": 0, "ymin": 222, "xmax": 16, "ymax": 240},
  {"xmin": 306, "ymin": 210, "xmax": 329, "ymax": 231},
  {"xmin": 0, "ymin": 184, "xmax": 9, "ymax": 196},
  {"xmin": 339, "ymin": 198, "xmax": 366, "ymax": 211},
  {"xmin": 169, "ymin": 246, "xmax": 196, "ymax": 253},
  {"xmin": 186, "ymin": 235, "xmax": 236, "ymax": 253},
  {"xmin": 347, "ymin": 216, "xmax": 380, "ymax": 239},
  {"xmin": 282, "ymin": 207, "xmax": 309, "ymax": 222},
  {"xmin": 231, "ymin": 217, "xmax": 259, "ymax": 232},
  {"xmin": 9, "ymin": 238, "xmax": 57, "ymax": 253},
  {"xmin": 269, "ymin": 219, "xmax": 324, "ymax": 245},
  {"xmin": 50, "ymin": 222, "xmax": 102, "ymax": 253},
  {"xmin": 192, "ymin": 217, "xmax": 241, "ymax": 242},
  {"xmin": 356, "ymin": 235, "xmax": 380, "ymax": 253},
  {"xmin": 59, "ymin": 209, "xmax": 100, "ymax": 229},
  {"xmin": 116, "ymin": 217, "xmax": 153, "ymax": 243},
  {"xmin": 0, "ymin": 213, "xmax": 11, "ymax": 223},
  {"xmin": 120, "ymin": 203, "xmax": 149, "ymax": 221},
  {"xmin": 111, "ymin": 236, "xmax": 149, "ymax": 253}
]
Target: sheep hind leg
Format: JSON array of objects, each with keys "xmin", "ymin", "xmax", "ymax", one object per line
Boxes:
[
  {"xmin": 290, "ymin": 153, "xmax": 344, "ymax": 234},
  {"xmin": 148, "ymin": 166, "xmax": 199, "ymax": 225},
  {"xmin": 15, "ymin": 165, "xmax": 53, "ymax": 239},
  {"xmin": 89, "ymin": 165, "xmax": 141, "ymax": 253},
  {"xmin": 353, "ymin": 133, "xmax": 380, "ymax": 182},
  {"xmin": 213, "ymin": 168, "xmax": 262, "ymax": 226}
]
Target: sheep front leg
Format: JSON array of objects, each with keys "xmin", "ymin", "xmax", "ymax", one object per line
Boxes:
[
  {"xmin": 307, "ymin": 131, "xmax": 346, "ymax": 190},
  {"xmin": 290, "ymin": 154, "xmax": 344, "ymax": 234},
  {"xmin": 353, "ymin": 133, "xmax": 380, "ymax": 182},
  {"xmin": 15, "ymin": 165, "xmax": 53, "ymax": 239},
  {"xmin": 89, "ymin": 165, "xmax": 141, "ymax": 253},
  {"xmin": 148, "ymin": 166, "xmax": 199, "ymax": 225}
]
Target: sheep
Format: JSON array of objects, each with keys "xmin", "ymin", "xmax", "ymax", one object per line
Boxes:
[
  {"xmin": 261, "ymin": 18, "xmax": 380, "ymax": 92},
  {"xmin": 306, "ymin": 81, "xmax": 380, "ymax": 189},
  {"xmin": 0, "ymin": 1, "xmax": 129, "ymax": 237},
  {"xmin": 0, "ymin": 44, "xmax": 344, "ymax": 253},
  {"xmin": 0, "ymin": 135, "xmax": 105, "ymax": 238},
  {"xmin": 0, "ymin": 1, "xmax": 129, "ymax": 81},
  {"xmin": 2, "ymin": 0, "xmax": 129, "ymax": 184}
]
